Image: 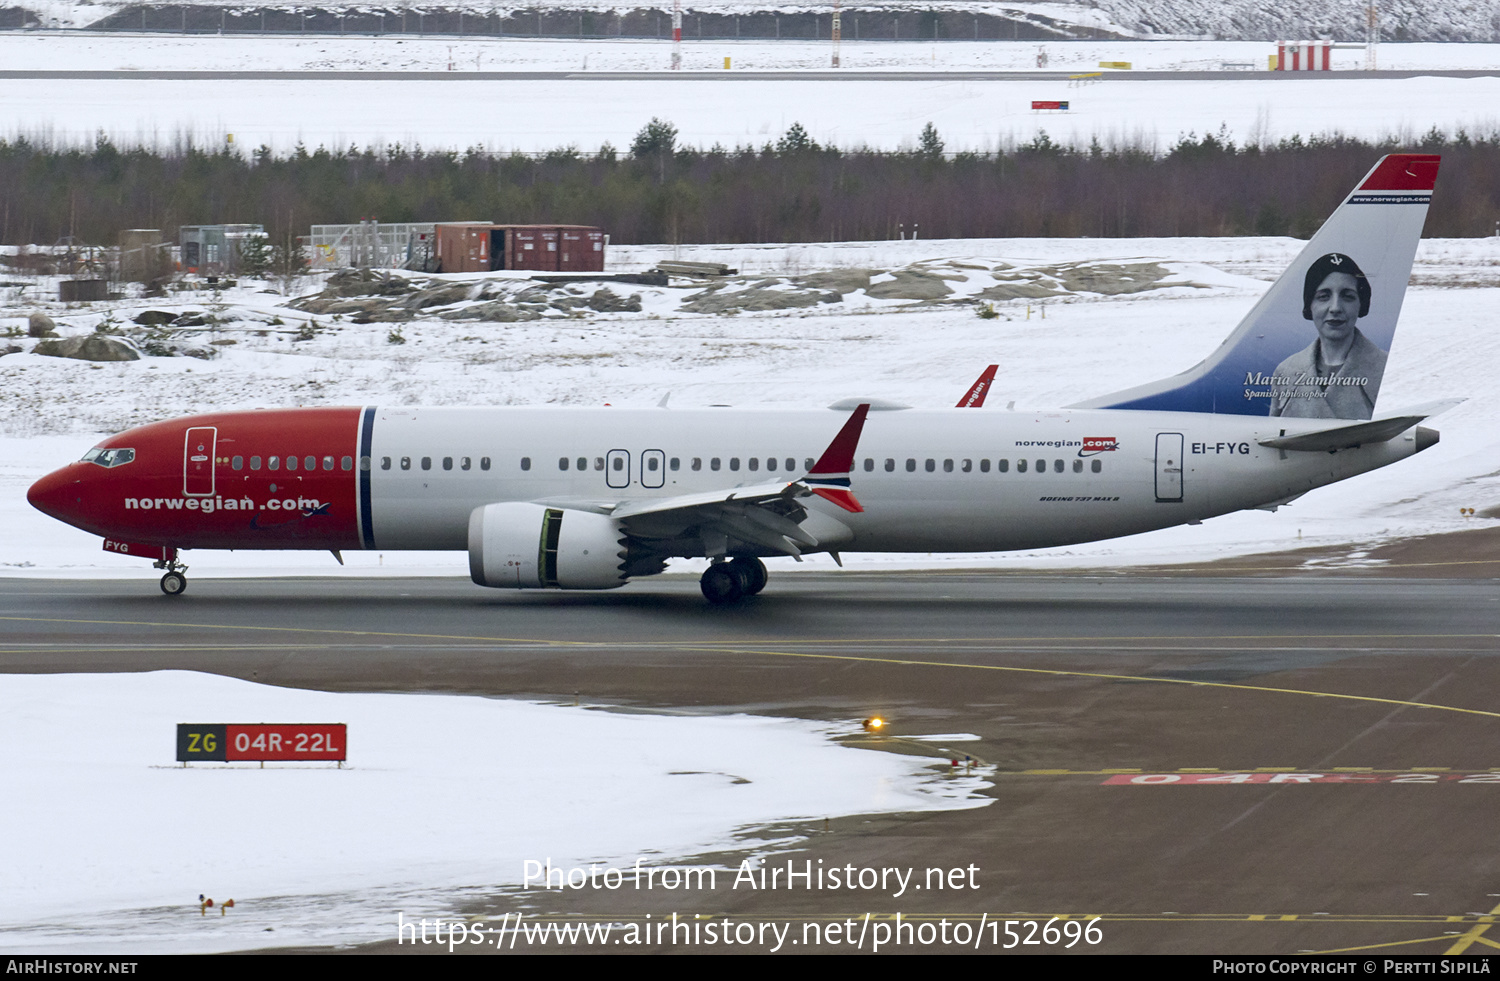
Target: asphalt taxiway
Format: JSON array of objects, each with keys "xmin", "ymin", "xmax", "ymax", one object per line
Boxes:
[{"xmin": 3, "ymin": 570, "xmax": 1498, "ymax": 954}]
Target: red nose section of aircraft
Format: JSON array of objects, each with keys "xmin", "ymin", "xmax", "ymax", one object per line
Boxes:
[
  {"xmin": 28, "ymin": 408, "xmax": 365, "ymax": 550},
  {"xmin": 27, "ymin": 464, "xmax": 85, "ymax": 527}
]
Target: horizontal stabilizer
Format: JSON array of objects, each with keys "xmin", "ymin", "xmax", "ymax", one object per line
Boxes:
[{"xmin": 1258, "ymin": 399, "xmax": 1461, "ymax": 452}]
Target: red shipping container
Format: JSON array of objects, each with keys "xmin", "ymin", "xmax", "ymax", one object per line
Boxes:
[
  {"xmin": 556, "ymin": 226, "xmax": 606, "ymax": 272},
  {"xmin": 506, "ymin": 226, "xmax": 559, "ymax": 271},
  {"xmin": 435, "ymin": 222, "xmax": 491, "ymax": 273}
]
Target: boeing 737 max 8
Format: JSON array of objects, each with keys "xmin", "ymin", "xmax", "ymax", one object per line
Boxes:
[{"xmin": 27, "ymin": 154, "xmax": 1454, "ymax": 603}]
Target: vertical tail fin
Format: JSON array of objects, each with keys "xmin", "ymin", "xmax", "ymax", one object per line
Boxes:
[
  {"xmin": 957, "ymin": 365, "xmax": 999, "ymax": 407},
  {"xmin": 1071, "ymin": 154, "xmax": 1440, "ymax": 420}
]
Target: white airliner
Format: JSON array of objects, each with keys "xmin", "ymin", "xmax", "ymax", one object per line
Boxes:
[{"xmin": 28, "ymin": 154, "xmax": 1453, "ymax": 602}]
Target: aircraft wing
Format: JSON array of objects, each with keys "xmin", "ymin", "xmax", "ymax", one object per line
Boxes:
[
  {"xmin": 610, "ymin": 482, "xmax": 823, "ymax": 556},
  {"xmin": 609, "ymin": 481, "xmax": 809, "ymax": 520},
  {"xmin": 545, "ymin": 404, "xmax": 872, "ymax": 558}
]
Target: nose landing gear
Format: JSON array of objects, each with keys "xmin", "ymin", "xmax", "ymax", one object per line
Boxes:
[
  {"xmin": 699, "ymin": 556, "xmax": 768, "ymax": 604},
  {"xmin": 153, "ymin": 553, "xmax": 189, "ymax": 597}
]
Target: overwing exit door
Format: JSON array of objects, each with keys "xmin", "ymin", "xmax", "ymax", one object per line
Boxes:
[
  {"xmin": 640, "ymin": 449, "xmax": 665, "ymax": 488},
  {"xmin": 605, "ymin": 449, "xmax": 630, "ymax": 489}
]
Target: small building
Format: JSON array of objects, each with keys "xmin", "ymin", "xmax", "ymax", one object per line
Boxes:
[
  {"xmin": 308, "ymin": 221, "xmax": 437, "ymax": 271},
  {"xmin": 179, "ymin": 224, "xmax": 265, "ymax": 275},
  {"xmin": 119, "ymin": 229, "xmax": 172, "ymax": 283}
]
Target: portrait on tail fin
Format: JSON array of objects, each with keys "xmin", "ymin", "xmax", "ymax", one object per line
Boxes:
[
  {"xmin": 1071, "ymin": 153, "xmax": 1438, "ymax": 419},
  {"xmin": 1269, "ymin": 252, "xmax": 1387, "ymax": 420}
]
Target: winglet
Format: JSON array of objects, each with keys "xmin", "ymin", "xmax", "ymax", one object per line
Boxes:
[
  {"xmin": 957, "ymin": 365, "xmax": 998, "ymax": 408},
  {"xmin": 804, "ymin": 403, "xmax": 870, "ymax": 513}
]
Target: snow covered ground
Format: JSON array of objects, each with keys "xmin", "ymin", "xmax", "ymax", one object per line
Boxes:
[
  {"xmin": 0, "ymin": 670, "xmax": 989, "ymax": 952},
  {"xmin": 10, "ymin": 33, "xmax": 1500, "ymax": 73},
  {"xmin": 1, "ymin": 35, "xmax": 1498, "ymax": 153},
  {"xmin": 4, "ymin": 234, "xmax": 1497, "ymax": 582}
]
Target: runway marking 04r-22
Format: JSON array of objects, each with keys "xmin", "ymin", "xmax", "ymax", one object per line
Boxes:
[{"xmin": 1102, "ymin": 771, "xmax": 1500, "ymax": 785}]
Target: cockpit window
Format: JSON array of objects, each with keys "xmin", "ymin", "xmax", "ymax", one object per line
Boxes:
[{"xmin": 82, "ymin": 447, "xmax": 135, "ymax": 468}]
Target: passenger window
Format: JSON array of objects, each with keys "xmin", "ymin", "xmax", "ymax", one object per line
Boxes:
[
  {"xmin": 421, "ymin": 457, "xmax": 432, "ymax": 470},
  {"xmin": 998, "ymin": 459, "xmax": 1008, "ymax": 472},
  {"xmin": 729, "ymin": 458, "xmax": 740, "ymax": 471},
  {"xmin": 885, "ymin": 459, "xmax": 895, "ymax": 472},
  {"xmin": 342, "ymin": 456, "xmax": 353, "ymax": 471},
  {"xmin": 648, "ymin": 457, "xmax": 659, "ymax": 472},
  {"xmin": 906, "ymin": 459, "xmax": 916, "ymax": 472},
  {"xmin": 559, "ymin": 457, "xmax": 569, "ymax": 471},
  {"xmin": 381, "ymin": 457, "xmax": 391, "ymax": 470},
  {"xmin": 765, "ymin": 457, "xmax": 776, "ymax": 472},
  {"xmin": 943, "ymin": 459, "xmax": 953, "ymax": 473},
  {"xmin": 232, "ymin": 455, "xmax": 243, "ymax": 470},
  {"xmin": 805, "ymin": 458, "xmax": 815, "ymax": 471},
  {"xmin": 711, "ymin": 458, "xmax": 721, "ymax": 471},
  {"xmin": 692, "ymin": 458, "xmax": 702, "ymax": 471},
  {"xmin": 323, "ymin": 456, "xmax": 334, "ymax": 471},
  {"xmin": 1035, "ymin": 459, "xmax": 1045, "ymax": 473},
  {"xmin": 980, "ymin": 459, "xmax": 991, "ymax": 472},
  {"xmin": 250, "ymin": 456, "xmax": 262, "ymax": 471},
  {"xmin": 961, "ymin": 459, "xmax": 971, "ymax": 473},
  {"xmin": 748, "ymin": 458, "xmax": 758, "ymax": 472},
  {"xmin": 462, "ymin": 457, "xmax": 472, "ymax": 471},
  {"xmin": 670, "ymin": 458, "xmax": 680, "ymax": 471},
  {"xmin": 863, "ymin": 459, "xmax": 874, "ymax": 472},
  {"xmin": 1073, "ymin": 459, "xmax": 1082, "ymax": 473},
  {"xmin": 577, "ymin": 457, "xmax": 587, "ymax": 471},
  {"xmin": 400, "ymin": 457, "xmax": 411, "ymax": 470},
  {"xmin": 611, "ymin": 457, "xmax": 623, "ymax": 471},
  {"xmin": 270, "ymin": 456, "xmax": 281, "ymax": 471},
  {"xmin": 1092, "ymin": 459, "xmax": 1102, "ymax": 473},
  {"xmin": 925, "ymin": 459, "xmax": 935, "ymax": 473},
  {"xmin": 286, "ymin": 456, "xmax": 297, "ymax": 472},
  {"xmin": 521, "ymin": 457, "xmax": 531, "ymax": 471},
  {"xmin": 442, "ymin": 457, "xmax": 452, "ymax": 470},
  {"xmin": 481, "ymin": 457, "xmax": 491, "ymax": 471},
  {"xmin": 593, "ymin": 457, "xmax": 603, "ymax": 471},
  {"xmin": 786, "ymin": 458, "xmax": 795, "ymax": 472},
  {"xmin": 305, "ymin": 456, "xmax": 316, "ymax": 470},
  {"xmin": 1053, "ymin": 459, "xmax": 1064, "ymax": 474},
  {"xmin": 1017, "ymin": 459, "xmax": 1027, "ymax": 473}
]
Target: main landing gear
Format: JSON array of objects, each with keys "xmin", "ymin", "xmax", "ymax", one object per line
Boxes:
[
  {"xmin": 154, "ymin": 555, "xmax": 189, "ymax": 597},
  {"xmin": 700, "ymin": 556, "xmax": 768, "ymax": 605}
]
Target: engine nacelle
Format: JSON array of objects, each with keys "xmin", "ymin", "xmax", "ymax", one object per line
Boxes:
[{"xmin": 468, "ymin": 502, "xmax": 627, "ymax": 589}]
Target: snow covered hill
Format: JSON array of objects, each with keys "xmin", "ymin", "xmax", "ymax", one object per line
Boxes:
[{"xmin": 17, "ymin": 0, "xmax": 1500, "ymax": 43}]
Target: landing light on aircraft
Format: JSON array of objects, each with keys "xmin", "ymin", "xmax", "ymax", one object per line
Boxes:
[{"xmin": 862, "ymin": 717, "xmax": 886, "ymax": 733}]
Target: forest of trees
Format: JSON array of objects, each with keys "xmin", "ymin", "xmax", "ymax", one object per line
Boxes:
[{"xmin": 0, "ymin": 122, "xmax": 1495, "ymax": 249}]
